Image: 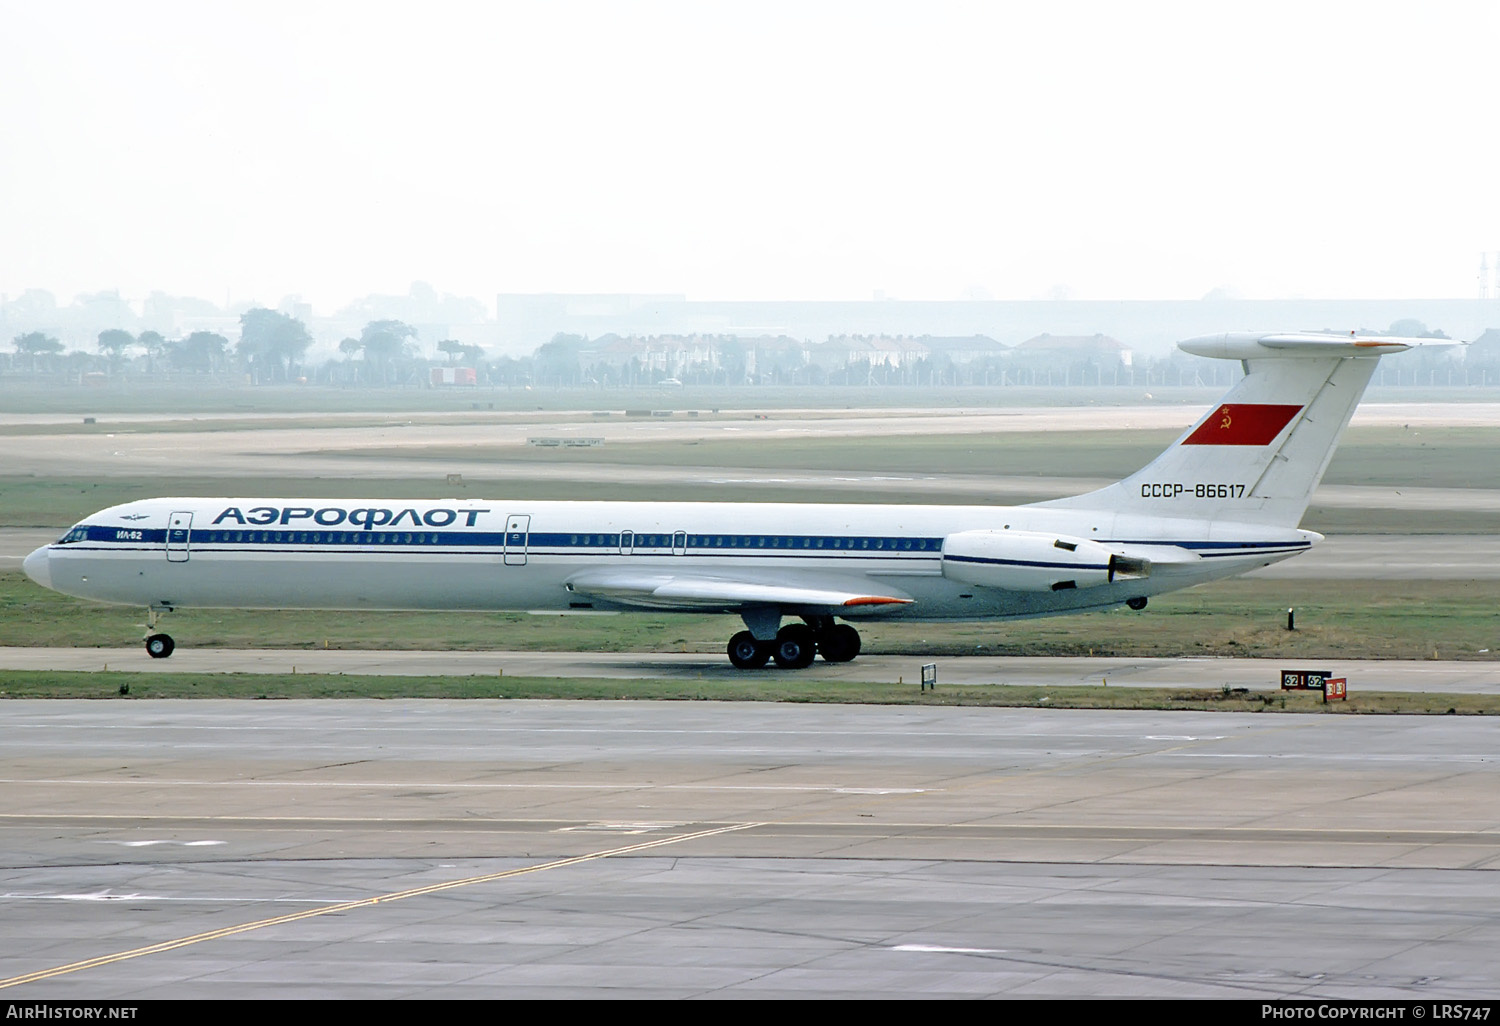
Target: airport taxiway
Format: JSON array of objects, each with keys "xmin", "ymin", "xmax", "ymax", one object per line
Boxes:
[{"xmin": 2, "ymin": 699, "xmax": 1499, "ymax": 998}]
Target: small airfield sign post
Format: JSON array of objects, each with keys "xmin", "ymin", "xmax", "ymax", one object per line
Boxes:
[{"xmin": 1281, "ymin": 668, "xmax": 1347, "ymax": 703}]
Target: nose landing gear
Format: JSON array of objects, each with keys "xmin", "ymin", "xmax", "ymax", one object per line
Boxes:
[{"xmin": 144, "ymin": 606, "xmax": 175, "ymax": 659}]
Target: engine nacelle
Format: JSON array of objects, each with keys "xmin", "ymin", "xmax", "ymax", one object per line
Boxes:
[{"xmin": 941, "ymin": 530, "xmax": 1149, "ymax": 593}]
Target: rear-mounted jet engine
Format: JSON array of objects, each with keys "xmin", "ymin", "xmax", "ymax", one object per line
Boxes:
[{"xmin": 941, "ymin": 530, "xmax": 1150, "ymax": 592}]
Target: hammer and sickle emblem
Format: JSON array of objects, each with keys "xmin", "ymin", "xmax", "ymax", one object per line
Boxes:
[{"xmin": 1219, "ymin": 406, "xmax": 1232, "ymax": 430}]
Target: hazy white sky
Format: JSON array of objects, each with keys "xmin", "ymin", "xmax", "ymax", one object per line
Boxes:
[{"xmin": 1, "ymin": 0, "xmax": 1497, "ymax": 312}]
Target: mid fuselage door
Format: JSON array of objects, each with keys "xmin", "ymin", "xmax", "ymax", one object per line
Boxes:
[
  {"xmin": 504, "ymin": 514, "xmax": 531, "ymax": 566},
  {"xmin": 166, "ymin": 511, "xmax": 193, "ymax": 562}
]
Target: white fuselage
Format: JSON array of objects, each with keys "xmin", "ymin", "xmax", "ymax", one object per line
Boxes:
[{"xmin": 26, "ymin": 495, "xmax": 1316, "ymax": 622}]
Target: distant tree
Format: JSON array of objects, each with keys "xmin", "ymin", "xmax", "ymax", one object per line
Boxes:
[
  {"xmin": 63, "ymin": 349, "xmax": 102, "ymax": 378},
  {"xmin": 1387, "ymin": 319, "xmax": 1449, "ymax": 339},
  {"xmin": 96, "ymin": 328, "xmax": 135, "ymax": 374},
  {"xmin": 12, "ymin": 331, "xmax": 63, "ymax": 372},
  {"xmin": 167, "ymin": 331, "xmax": 230, "ymax": 374},
  {"xmin": 356, "ymin": 320, "xmax": 419, "ymax": 384},
  {"xmin": 488, "ymin": 354, "xmax": 532, "ymax": 387},
  {"xmin": 237, "ymin": 308, "xmax": 312, "ymax": 383},
  {"xmin": 333, "ymin": 337, "xmax": 363, "ymax": 385},
  {"xmin": 534, "ymin": 333, "xmax": 587, "ymax": 386},
  {"xmin": 430, "ymin": 339, "xmax": 487, "ymax": 370},
  {"xmin": 136, "ymin": 330, "xmax": 168, "ymax": 373}
]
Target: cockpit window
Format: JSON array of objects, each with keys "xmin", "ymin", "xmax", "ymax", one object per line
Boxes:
[{"xmin": 57, "ymin": 526, "xmax": 90, "ymax": 544}]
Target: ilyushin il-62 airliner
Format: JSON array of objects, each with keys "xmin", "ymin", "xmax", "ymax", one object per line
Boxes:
[{"xmin": 22, "ymin": 332, "xmax": 1441, "ymax": 669}]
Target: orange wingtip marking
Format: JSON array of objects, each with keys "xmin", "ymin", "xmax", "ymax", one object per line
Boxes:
[{"xmin": 843, "ymin": 596, "xmax": 913, "ymax": 606}]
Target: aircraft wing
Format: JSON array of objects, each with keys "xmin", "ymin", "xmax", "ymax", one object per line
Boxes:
[{"xmin": 564, "ymin": 568, "xmax": 914, "ymax": 614}]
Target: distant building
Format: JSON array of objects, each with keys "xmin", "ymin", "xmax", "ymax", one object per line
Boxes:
[
  {"xmin": 494, "ymin": 293, "xmax": 1500, "ymax": 359},
  {"xmin": 1467, "ymin": 328, "xmax": 1500, "ymax": 368},
  {"xmin": 582, "ymin": 333, "xmax": 735, "ymax": 381},
  {"xmin": 819, "ymin": 335, "xmax": 927, "ymax": 370},
  {"xmin": 496, "ymin": 293, "xmax": 689, "ymax": 352},
  {"xmin": 1016, "ymin": 333, "xmax": 1133, "ymax": 366},
  {"xmin": 919, "ymin": 335, "xmax": 1011, "ymax": 364}
]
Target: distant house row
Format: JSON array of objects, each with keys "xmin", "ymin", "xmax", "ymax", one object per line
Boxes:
[{"xmin": 569, "ymin": 332, "xmax": 1132, "ymax": 380}]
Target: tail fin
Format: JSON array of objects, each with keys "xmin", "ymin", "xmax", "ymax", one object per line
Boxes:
[{"xmin": 1038, "ymin": 332, "xmax": 1441, "ymax": 528}]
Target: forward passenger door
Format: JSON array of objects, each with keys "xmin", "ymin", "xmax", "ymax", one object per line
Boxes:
[
  {"xmin": 166, "ymin": 511, "xmax": 193, "ymax": 562},
  {"xmin": 504, "ymin": 514, "xmax": 530, "ymax": 566}
]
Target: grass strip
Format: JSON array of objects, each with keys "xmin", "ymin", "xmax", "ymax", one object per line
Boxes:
[{"xmin": 0, "ymin": 670, "xmax": 1494, "ymax": 714}]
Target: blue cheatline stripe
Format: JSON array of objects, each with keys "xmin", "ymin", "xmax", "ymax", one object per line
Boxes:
[
  {"xmin": 66, "ymin": 526, "xmax": 949, "ymax": 553},
  {"xmin": 70, "ymin": 528, "xmax": 942, "ymax": 552}
]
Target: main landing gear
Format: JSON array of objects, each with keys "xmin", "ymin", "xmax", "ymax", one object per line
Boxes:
[
  {"xmin": 144, "ymin": 606, "xmax": 175, "ymax": 659},
  {"xmin": 726, "ymin": 615, "xmax": 860, "ymax": 670}
]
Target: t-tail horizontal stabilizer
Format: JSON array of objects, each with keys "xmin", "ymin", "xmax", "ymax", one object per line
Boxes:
[{"xmin": 1038, "ymin": 331, "xmax": 1453, "ymax": 528}]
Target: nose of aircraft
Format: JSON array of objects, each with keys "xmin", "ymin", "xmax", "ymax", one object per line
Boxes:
[{"xmin": 22, "ymin": 546, "xmax": 51, "ymax": 590}]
